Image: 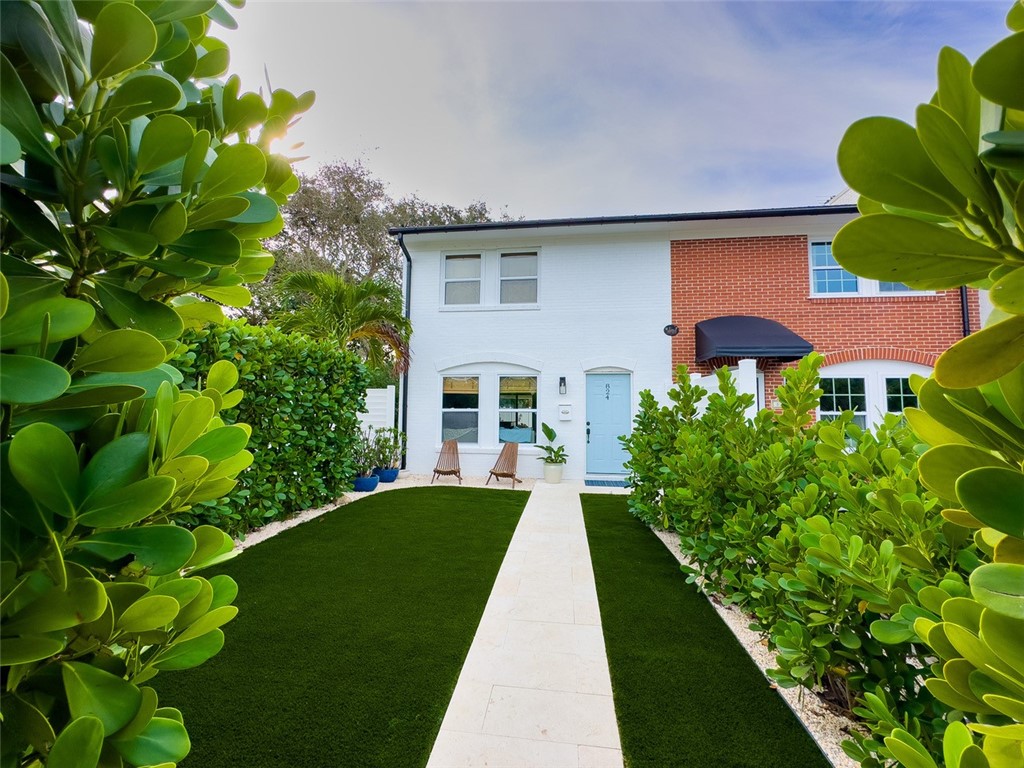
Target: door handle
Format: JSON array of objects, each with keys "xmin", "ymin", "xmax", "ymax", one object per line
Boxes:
[{"xmin": 586, "ymin": 421, "xmax": 591, "ymax": 444}]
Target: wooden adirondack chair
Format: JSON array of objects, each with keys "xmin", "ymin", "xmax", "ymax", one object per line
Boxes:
[
  {"xmin": 487, "ymin": 442, "xmax": 521, "ymax": 486},
  {"xmin": 432, "ymin": 439, "xmax": 462, "ymax": 484}
]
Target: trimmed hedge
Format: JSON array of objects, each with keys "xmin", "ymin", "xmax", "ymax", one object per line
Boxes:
[{"xmin": 175, "ymin": 320, "xmax": 368, "ymax": 535}]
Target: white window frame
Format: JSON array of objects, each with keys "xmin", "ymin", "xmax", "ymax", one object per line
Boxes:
[
  {"xmin": 808, "ymin": 241, "xmax": 927, "ymax": 298},
  {"xmin": 442, "ymin": 254, "xmax": 482, "ymax": 307},
  {"xmin": 817, "ymin": 360, "xmax": 931, "ymax": 428},
  {"xmin": 440, "ymin": 375, "xmax": 480, "ymax": 444},
  {"xmin": 497, "ymin": 375, "xmax": 538, "ymax": 445},
  {"xmin": 498, "ymin": 251, "xmax": 539, "ymax": 306},
  {"xmin": 440, "ymin": 248, "xmax": 541, "ymax": 311}
]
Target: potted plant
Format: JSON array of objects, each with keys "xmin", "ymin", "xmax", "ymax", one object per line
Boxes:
[
  {"xmin": 372, "ymin": 427, "xmax": 405, "ymax": 483},
  {"xmin": 536, "ymin": 422, "xmax": 568, "ymax": 484},
  {"xmin": 352, "ymin": 430, "xmax": 380, "ymax": 492}
]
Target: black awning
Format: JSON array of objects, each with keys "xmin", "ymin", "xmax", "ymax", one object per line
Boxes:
[{"xmin": 694, "ymin": 316, "xmax": 813, "ymax": 362}]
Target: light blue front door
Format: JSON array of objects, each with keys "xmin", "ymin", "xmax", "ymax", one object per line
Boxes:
[{"xmin": 586, "ymin": 373, "xmax": 631, "ymax": 474}]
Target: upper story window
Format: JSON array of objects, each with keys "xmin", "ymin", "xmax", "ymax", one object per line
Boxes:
[
  {"xmin": 500, "ymin": 252, "xmax": 538, "ymax": 304},
  {"xmin": 810, "ymin": 242, "xmax": 920, "ymax": 297},
  {"xmin": 444, "ymin": 254, "xmax": 481, "ymax": 305}
]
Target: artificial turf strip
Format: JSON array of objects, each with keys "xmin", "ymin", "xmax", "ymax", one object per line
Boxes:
[
  {"xmin": 580, "ymin": 494, "xmax": 830, "ymax": 768},
  {"xmin": 153, "ymin": 487, "xmax": 527, "ymax": 768}
]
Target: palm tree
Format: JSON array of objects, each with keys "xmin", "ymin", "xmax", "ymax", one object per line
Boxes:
[{"xmin": 274, "ymin": 271, "xmax": 412, "ymax": 374}]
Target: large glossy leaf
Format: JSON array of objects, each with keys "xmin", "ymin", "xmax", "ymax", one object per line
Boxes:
[
  {"xmin": 226, "ymin": 191, "xmax": 279, "ymax": 223},
  {"xmin": 4, "ymin": 578, "xmax": 107, "ymax": 634},
  {"xmin": 0, "ymin": 634, "xmax": 68, "ymax": 664},
  {"xmin": 207, "ymin": 574, "xmax": 238, "ymax": 610},
  {"xmin": 971, "ymin": 563, "xmax": 1024, "ymax": 619},
  {"xmin": 972, "ymin": 32, "xmax": 1024, "ymax": 110},
  {"xmin": 75, "ymin": 526, "xmax": 197, "ymax": 576},
  {"xmin": 38, "ymin": 0, "xmax": 86, "ymax": 72},
  {"xmin": 165, "ymin": 396, "xmax": 216, "ymax": 458},
  {"xmin": 980, "ymin": 609, "xmax": 1024, "ymax": 676},
  {"xmin": 148, "ymin": 202, "xmax": 189, "ymax": 245},
  {"xmin": 197, "ymin": 143, "xmax": 266, "ymax": 201},
  {"xmin": 196, "ymin": 284, "xmax": 251, "ymax": 307},
  {"xmin": 916, "ymin": 104, "xmax": 1001, "ymax": 217},
  {"xmin": 9, "ymin": 422, "xmax": 79, "ymax": 517},
  {"xmin": 95, "ymin": 281, "xmax": 184, "ymax": 340},
  {"xmin": 111, "ymin": 715, "xmax": 191, "ymax": 766},
  {"xmin": 0, "ymin": 54, "xmax": 58, "ymax": 164},
  {"xmin": 187, "ymin": 196, "xmax": 250, "ymax": 228},
  {"xmin": 66, "ymin": 365, "xmax": 182, "ymax": 400},
  {"xmin": 80, "ymin": 432, "xmax": 151, "ymax": 503},
  {"xmin": 72, "ymin": 329, "xmax": 167, "ymax": 373},
  {"xmin": 1, "ymin": 296, "xmax": 94, "ymax": 348},
  {"xmin": 957, "ymin": 467, "xmax": 1024, "ymax": 538},
  {"xmin": 142, "ymin": 1, "xmax": 218, "ymax": 24},
  {"xmin": 936, "ymin": 315, "xmax": 1024, "ymax": 388},
  {"xmin": 8, "ymin": 2, "xmax": 70, "ymax": 98},
  {"xmin": 184, "ymin": 526, "xmax": 234, "ymax": 569},
  {"xmin": 918, "ymin": 444, "xmax": 1011, "ymax": 501},
  {"xmin": 48, "ymin": 716, "xmax": 103, "ymax": 768},
  {"xmin": 0, "ymin": 124, "xmax": 20, "ymax": 164},
  {"xmin": 137, "ymin": 115, "xmax": 195, "ymax": 174},
  {"xmin": 90, "ymin": 3, "xmax": 158, "ymax": 80},
  {"xmin": 117, "ymin": 595, "xmax": 179, "ymax": 633},
  {"xmin": 93, "ymin": 226, "xmax": 159, "ymax": 258},
  {"xmin": 0, "ymin": 186, "xmax": 74, "ymax": 257},
  {"xmin": 990, "ymin": 267, "xmax": 1024, "ymax": 314},
  {"xmin": 173, "ymin": 297, "xmax": 225, "ymax": 328},
  {"xmin": 62, "ymin": 661, "xmax": 143, "ymax": 735},
  {"xmin": 77, "ymin": 475, "xmax": 176, "ymax": 528},
  {"xmin": 104, "ymin": 71, "xmax": 185, "ymax": 123},
  {"xmin": 165, "ymin": 229, "xmax": 241, "ymax": 265},
  {"xmin": 111, "ymin": 685, "xmax": 157, "ymax": 743},
  {"xmin": 180, "ymin": 129, "xmax": 211, "ymax": 190},
  {"xmin": 173, "ymin": 605, "xmax": 237, "ymax": 643},
  {"xmin": 0, "ymin": 353, "xmax": 72, "ymax": 404},
  {"xmin": 832, "ymin": 214, "xmax": 1003, "ymax": 289},
  {"xmin": 838, "ymin": 116, "xmax": 964, "ymax": 215},
  {"xmin": 154, "ymin": 628, "xmax": 224, "ymax": 670},
  {"xmin": 181, "ymin": 424, "xmax": 247, "ymax": 462}
]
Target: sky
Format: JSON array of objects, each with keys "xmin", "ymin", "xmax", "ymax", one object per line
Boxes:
[{"xmin": 221, "ymin": 1, "xmax": 1011, "ymax": 219}]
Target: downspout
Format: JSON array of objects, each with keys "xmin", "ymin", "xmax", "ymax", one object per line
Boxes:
[
  {"xmin": 397, "ymin": 233, "xmax": 413, "ymax": 469},
  {"xmin": 960, "ymin": 286, "xmax": 971, "ymax": 337}
]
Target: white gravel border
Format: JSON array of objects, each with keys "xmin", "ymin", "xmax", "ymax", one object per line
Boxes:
[{"xmin": 649, "ymin": 527, "xmax": 862, "ymax": 768}]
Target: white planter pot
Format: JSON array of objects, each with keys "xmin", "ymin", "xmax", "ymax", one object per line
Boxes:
[{"xmin": 542, "ymin": 463, "xmax": 564, "ymax": 484}]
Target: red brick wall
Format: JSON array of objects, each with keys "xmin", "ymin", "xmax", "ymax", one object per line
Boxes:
[{"xmin": 670, "ymin": 234, "xmax": 981, "ymax": 398}]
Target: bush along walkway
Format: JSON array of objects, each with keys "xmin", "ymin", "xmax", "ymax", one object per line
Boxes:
[
  {"xmin": 153, "ymin": 487, "xmax": 527, "ymax": 768},
  {"xmin": 581, "ymin": 493, "xmax": 831, "ymax": 768}
]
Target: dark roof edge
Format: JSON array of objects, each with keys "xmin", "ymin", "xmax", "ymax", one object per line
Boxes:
[{"xmin": 388, "ymin": 204, "xmax": 858, "ymax": 236}]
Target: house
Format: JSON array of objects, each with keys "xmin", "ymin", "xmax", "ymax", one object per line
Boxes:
[{"xmin": 391, "ymin": 203, "xmax": 980, "ymax": 481}]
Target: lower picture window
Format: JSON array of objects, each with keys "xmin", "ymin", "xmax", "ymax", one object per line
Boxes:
[
  {"xmin": 498, "ymin": 376, "xmax": 537, "ymax": 443},
  {"xmin": 442, "ymin": 376, "xmax": 479, "ymax": 443},
  {"xmin": 820, "ymin": 377, "xmax": 867, "ymax": 428},
  {"xmin": 885, "ymin": 377, "xmax": 918, "ymax": 413}
]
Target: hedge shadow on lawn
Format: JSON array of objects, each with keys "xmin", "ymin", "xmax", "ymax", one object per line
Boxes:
[
  {"xmin": 154, "ymin": 487, "xmax": 527, "ymax": 768},
  {"xmin": 581, "ymin": 494, "xmax": 830, "ymax": 768}
]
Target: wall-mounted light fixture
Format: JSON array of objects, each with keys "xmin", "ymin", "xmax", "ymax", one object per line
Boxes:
[
  {"xmin": 663, "ymin": 324, "xmax": 680, "ymax": 336},
  {"xmin": 558, "ymin": 376, "xmax": 567, "ymax": 395}
]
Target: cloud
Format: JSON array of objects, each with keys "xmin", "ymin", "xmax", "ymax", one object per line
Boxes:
[{"xmin": 223, "ymin": 1, "xmax": 1009, "ymax": 218}]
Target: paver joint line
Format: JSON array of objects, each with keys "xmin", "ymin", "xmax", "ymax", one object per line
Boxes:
[{"xmin": 426, "ymin": 482, "xmax": 625, "ymax": 768}]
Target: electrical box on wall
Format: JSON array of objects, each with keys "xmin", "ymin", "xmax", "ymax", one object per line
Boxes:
[{"xmin": 558, "ymin": 403, "xmax": 572, "ymax": 421}]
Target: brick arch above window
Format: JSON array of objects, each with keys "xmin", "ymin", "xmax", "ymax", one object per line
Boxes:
[{"xmin": 821, "ymin": 347, "xmax": 939, "ymax": 367}]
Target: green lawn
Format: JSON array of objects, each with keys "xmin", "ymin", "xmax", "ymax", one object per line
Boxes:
[
  {"xmin": 154, "ymin": 487, "xmax": 527, "ymax": 768},
  {"xmin": 581, "ymin": 494, "xmax": 830, "ymax": 768}
]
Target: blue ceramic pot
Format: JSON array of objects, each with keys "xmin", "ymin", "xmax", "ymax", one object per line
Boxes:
[
  {"xmin": 353, "ymin": 475, "xmax": 380, "ymax": 492},
  {"xmin": 373, "ymin": 467, "xmax": 400, "ymax": 483}
]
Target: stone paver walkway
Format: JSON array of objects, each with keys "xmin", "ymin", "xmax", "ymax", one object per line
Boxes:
[{"xmin": 426, "ymin": 481, "xmax": 625, "ymax": 768}]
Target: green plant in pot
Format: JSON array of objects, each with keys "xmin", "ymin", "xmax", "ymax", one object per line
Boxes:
[
  {"xmin": 372, "ymin": 427, "xmax": 405, "ymax": 482},
  {"xmin": 537, "ymin": 422, "xmax": 568, "ymax": 483},
  {"xmin": 352, "ymin": 431, "xmax": 379, "ymax": 491}
]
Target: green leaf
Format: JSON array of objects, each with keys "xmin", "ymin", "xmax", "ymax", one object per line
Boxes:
[
  {"xmin": 0, "ymin": 634, "xmax": 68, "ymax": 664},
  {"xmin": 104, "ymin": 70, "xmax": 185, "ymax": 124},
  {"xmin": 0, "ymin": 186, "xmax": 72, "ymax": 257},
  {"xmin": 9, "ymin": 422, "xmax": 79, "ymax": 517},
  {"xmin": 832, "ymin": 214, "xmax": 1003, "ymax": 289},
  {"xmin": 182, "ymin": 424, "xmax": 249, "ymax": 461},
  {"xmin": 117, "ymin": 595, "xmax": 180, "ymax": 633},
  {"xmin": 62, "ymin": 661, "xmax": 143, "ymax": 735},
  {"xmin": 187, "ymin": 196, "xmax": 250, "ymax": 228},
  {"xmin": 138, "ymin": 115, "xmax": 195, "ymax": 174},
  {"xmin": 174, "ymin": 604, "xmax": 237, "ymax": 643},
  {"xmin": 184, "ymin": 525, "xmax": 234, "ymax": 569},
  {"xmin": 838, "ymin": 116, "xmax": 964, "ymax": 216},
  {"xmin": 154, "ymin": 628, "xmax": 224, "ymax": 670},
  {"xmin": 111, "ymin": 685, "xmax": 157, "ymax": 742},
  {"xmin": 990, "ymin": 267, "xmax": 1024, "ymax": 314},
  {"xmin": 196, "ymin": 284, "xmax": 252, "ymax": 307},
  {"xmin": 0, "ymin": 353, "xmax": 72, "ymax": 404},
  {"xmin": 166, "ymin": 229, "xmax": 241, "ymax": 265},
  {"xmin": 166, "ymin": 395, "xmax": 216, "ymax": 458},
  {"xmin": 78, "ymin": 475, "xmax": 176, "ymax": 527},
  {"xmin": 916, "ymin": 103, "xmax": 1001, "ymax": 217},
  {"xmin": 7, "ymin": 2, "xmax": 69, "ymax": 98},
  {"xmin": 67, "ymin": 365, "xmax": 182, "ymax": 400},
  {"xmin": 208, "ymin": 574, "xmax": 238, "ymax": 610},
  {"xmin": 871, "ymin": 619, "xmax": 917, "ymax": 644},
  {"xmin": 139, "ymin": 255, "xmax": 209, "ymax": 278},
  {"xmin": 904, "ymin": 407, "xmax": 972, "ymax": 448},
  {"xmin": 80, "ymin": 432, "xmax": 150, "ymax": 503},
  {"xmin": 0, "ymin": 53, "xmax": 58, "ymax": 164},
  {"xmin": 180, "ymin": 129, "xmax": 211, "ymax": 190},
  {"xmin": 226, "ymin": 191, "xmax": 279, "ymax": 223},
  {"xmin": 111, "ymin": 715, "xmax": 191, "ymax": 766},
  {"xmin": 75, "ymin": 526, "xmax": 197, "ymax": 576},
  {"xmin": 73, "ymin": 329, "xmax": 167, "ymax": 373},
  {"xmin": 971, "ymin": 563, "xmax": 1024, "ymax": 619},
  {"xmin": 957, "ymin": 467, "xmax": 1024, "ymax": 538},
  {"xmin": 972, "ymin": 31, "xmax": 1024, "ymax": 110},
  {"xmin": 1, "ymin": 296, "xmax": 94, "ymax": 347},
  {"xmin": 173, "ymin": 298, "xmax": 224, "ymax": 328},
  {"xmin": 980, "ymin": 609, "xmax": 1024, "ymax": 676},
  {"xmin": 919, "ymin": 444, "xmax": 1011, "ymax": 501},
  {"xmin": 4, "ymin": 578, "xmax": 107, "ymax": 634},
  {"xmin": 936, "ymin": 315, "xmax": 1024, "ymax": 388},
  {"xmin": 197, "ymin": 143, "xmax": 267, "ymax": 202},
  {"xmin": 39, "ymin": 0, "xmax": 86, "ymax": 72},
  {"xmin": 193, "ymin": 45, "xmax": 229, "ymax": 79},
  {"xmin": 884, "ymin": 730, "xmax": 939, "ymax": 768},
  {"xmin": 0, "ymin": 124, "xmax": 20, "ymax": 164},
  {"xmin": 206, "ymin": 360, "xmax": 239, "ymax": 393},
  {"xmin": 48, "ymin": 716, "xmax": 104, "ymax": 768},
  {"xmin": 143, "ymin": 1, "xmax": 218, "ymax": 24},
  {"xmin": 95, "ymin": 280, "xmax": 185, "ymax": 340},
  {"xmin": 90, "ymin": 3, "xmax": 158, "ymax": 80},
  {"xmin": 93, "ymin": 225, "xmax": 159, "ymax": 258}
]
